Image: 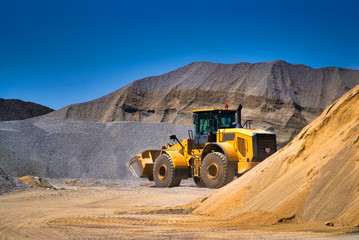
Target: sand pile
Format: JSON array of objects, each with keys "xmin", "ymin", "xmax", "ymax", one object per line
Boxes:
[
  {"xmin": 62, "ymin": 178, "xmax": 101, "ymax": 187},
  {"xmin": 192, "ymin": 84, "xmax": 359, "ymax": 226},
  {"xmin": 0, "ymin": 168, "xmax": 27, "ymax": 194},
  {"xmin": 49, "ymin": 61, "xmax": 359, "ymax": 147},
  {"xmin": 0, "ymin": 117, "xmax": 191, "ymax": 179},
  {"xmin": 18, "ymin": 175, "xmax": 55, "ymax": 189}
]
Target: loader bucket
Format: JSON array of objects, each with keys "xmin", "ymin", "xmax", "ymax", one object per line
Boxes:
[{"xmin": 126, "ymin": 150, "xmax": 161, "ymax": 178}]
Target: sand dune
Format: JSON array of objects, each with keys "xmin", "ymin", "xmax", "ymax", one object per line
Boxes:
[{"xmin": 192, "ymin": 84, "xmax": 359, "ymax": 226}]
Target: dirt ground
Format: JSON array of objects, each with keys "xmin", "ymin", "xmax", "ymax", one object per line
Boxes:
[{"xmin": 0, "ymin": 179, "xmax": 358, "ymax": 240}]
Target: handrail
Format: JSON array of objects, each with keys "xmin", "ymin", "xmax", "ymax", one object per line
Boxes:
[{"xmin": 243, "ymin": 120, "xmax": 253, "ymax": 129}]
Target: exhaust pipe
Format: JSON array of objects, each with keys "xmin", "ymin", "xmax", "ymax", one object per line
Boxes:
[{"xmin": 236, "ymin": 105, "xmax": 243, "ymax": 128}]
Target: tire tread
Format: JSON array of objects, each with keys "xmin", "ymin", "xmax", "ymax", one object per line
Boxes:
[
  {"xmin": 153, "ymin": 154, "xmax": 181, "ymax": 187},
  {"xmin": 201, "ymin": 152, "xmax": 235, "ymax": 189}
]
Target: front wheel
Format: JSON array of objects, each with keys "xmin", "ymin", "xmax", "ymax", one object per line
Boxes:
[
  {"xmin": 153, "ymin": 154, "xmax": 181, "ymax": 187},
  {"xmin": 200, "ymin": 152, "xmax": 235, "ymax": 189}
]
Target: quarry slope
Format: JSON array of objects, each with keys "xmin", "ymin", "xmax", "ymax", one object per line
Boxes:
[
  {"xmin": 0, "ymin": 98, "xmax": 54, "ymax": 121},
  {"xmin": 49, "ymin": 60, "xmax": 359, "ymax": 147},
  {"xmin": 0, "ymin": 117, "xmax": 191, "ymax": 179},
  {"xmin": 192, "ymin": 84, "xmax": 359, "ymax": 226}
]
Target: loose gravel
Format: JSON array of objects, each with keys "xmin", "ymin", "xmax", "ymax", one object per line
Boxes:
[
  {"xmin": 0, "ymin": 116, "xmax": 191, "ymax": 179},
  {"xmin": 0, "ymin": 167, "xmax": 27, "ymax": 194}
]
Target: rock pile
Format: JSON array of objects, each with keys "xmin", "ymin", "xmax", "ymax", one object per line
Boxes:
[{"xmin": 0, "ymin": 167, "xmax": 27, "ymax": 194}]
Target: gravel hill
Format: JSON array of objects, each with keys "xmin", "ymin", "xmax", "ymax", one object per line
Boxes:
[
  {"xmin": 0, "ymin": 98, "xmax": 54, "ymax": 121},
  {"xmin": 48, "ymin": 61, "xmax": 359, "ymax": 147},
  {"xmin": 0, "ymin": 117, "xmax": 191, "ymax": 179}
]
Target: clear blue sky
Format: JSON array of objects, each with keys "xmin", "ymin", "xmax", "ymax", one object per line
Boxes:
[{"xmin": 1, "ymin": 0, "xmax": 358, "ymax": 110}]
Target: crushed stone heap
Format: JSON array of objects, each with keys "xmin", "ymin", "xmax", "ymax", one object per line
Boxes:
[
  {"xmin": 0, "ymin": 168, "xmax": 27, "ymax": 194},
  {"xmin": 0, "ymin": 118, "xmax": 191, "ymax": 179}
]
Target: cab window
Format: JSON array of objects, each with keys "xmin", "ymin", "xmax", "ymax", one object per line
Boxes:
[
  {"xmin": 195, "ymin": 111, "xmax": 236, "ymax": 136},
  {"xmin": 198, "ymin": 113, "xmax": 211, "ymax": 134},
  {"xmin": 218, "ymin": 113, "xmax": 236, "ymax": 128}
]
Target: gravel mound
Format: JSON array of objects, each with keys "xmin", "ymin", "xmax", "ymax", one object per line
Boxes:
[
  {"xmin": 0, "ymin": 167, "xmax": 27, "ymax": 194},
  {"xmin": 48, "ymin": 61, "xmax": 359, "ymax": 147},
  {"xmin": 192, "ymin": 84, "xmax": 359, "ymax": 226},
  {"xmin": 0, "ymin": 117, "xmax": 191, "ymax": 179},
  {"xmin": 0, "ymin": 98, "xmax": 54, "ymax": 121}
]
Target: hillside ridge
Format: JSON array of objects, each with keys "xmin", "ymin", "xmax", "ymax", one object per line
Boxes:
[
  {"xmin": 48, "ymin": 60, "xmax": 359, "ymax": 147},
  {"xmin": 0, "ymin": 98, "xmax": 54, "ymax": 121}
]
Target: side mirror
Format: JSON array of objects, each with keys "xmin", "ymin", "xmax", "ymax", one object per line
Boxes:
[{"xmin": 168, "ymin": 135, "xmax": 184, "ymax": 149}]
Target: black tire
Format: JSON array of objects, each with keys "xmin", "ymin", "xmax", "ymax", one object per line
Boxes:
[
  {"xmin": 193, "ymin": 176, "xmax": 205, "ymax": 188},
  {"xmin": 200, "ymin": 152, "xmax": 235, "ymax": 189},
  {"xmin": 153, "ymin": 154, "xmax": 181, "ymax": 187}
]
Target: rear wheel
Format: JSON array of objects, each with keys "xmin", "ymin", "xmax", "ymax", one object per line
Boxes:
[
  {"xmin": 153, "ymin": 154, "xmax": 181, "ymax": 187},
  {"xmin": 200, "ymin": 152, "xmax": 235, "ymax": 189}
]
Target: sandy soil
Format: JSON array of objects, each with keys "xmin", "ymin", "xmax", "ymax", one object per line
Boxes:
[{"xmin": 1, "ymin": 179, "xmax": 357, "ymax": 240}]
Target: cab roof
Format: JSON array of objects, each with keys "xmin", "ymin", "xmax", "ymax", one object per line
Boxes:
[{"xmin": 193, "ymin": 108, "xmax": 237, "ymax": 113}]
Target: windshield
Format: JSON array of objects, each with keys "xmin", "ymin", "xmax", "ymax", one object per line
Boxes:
[{"xmin": 194, "ymin": 111, "xmax": 236, "ymax": 136}]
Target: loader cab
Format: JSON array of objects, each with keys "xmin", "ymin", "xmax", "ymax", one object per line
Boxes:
[{"xmin": 193, "ymin": 109, "xmax": 236, "ymax": 148}]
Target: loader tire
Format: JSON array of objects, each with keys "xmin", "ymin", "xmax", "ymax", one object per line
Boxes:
[
  {"xmin": 153, "ymin": 154, "xmax": 181, "ymax": 187},
  {"xmin": 193, "ymin": 176, "xmax": 205, "ymax": 188},
  {"xmin": 200, "ymin": 152, "xmax": 235, "ymax": 189}
]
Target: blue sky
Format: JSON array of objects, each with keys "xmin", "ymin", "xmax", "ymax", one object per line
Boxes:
[{"xmin": 1, "ymin": 0, "xmax": 358, "ymax": 110}]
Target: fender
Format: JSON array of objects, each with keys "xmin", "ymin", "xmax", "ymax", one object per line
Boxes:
[
  {"xmin": 163, "ymin": 150, "xmax": 189, "ymax": 168},
  {"xmin": 202, "ymin": 142, "xmax": 239, "ymax": 162}
]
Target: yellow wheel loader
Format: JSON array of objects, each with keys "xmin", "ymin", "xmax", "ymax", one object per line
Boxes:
[{"xmin": 126, "ymin": 105, "xmax": 277, "ymax": 189}]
